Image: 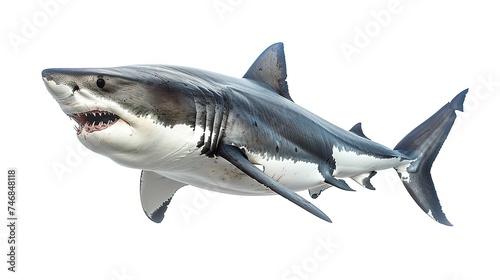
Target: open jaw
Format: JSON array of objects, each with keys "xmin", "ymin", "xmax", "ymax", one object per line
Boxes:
[{"xmin": 69, "ymin": 110, "xmax": 121, "ymax": 134}]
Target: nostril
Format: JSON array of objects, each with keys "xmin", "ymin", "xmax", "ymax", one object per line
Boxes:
[{"xmin": 72, "ymin": 84, "xmax": 80, "ymax": 93}]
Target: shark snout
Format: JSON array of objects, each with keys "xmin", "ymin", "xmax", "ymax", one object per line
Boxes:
[
  {"xmin": 42, "ymin": 68, "xmax": 66, "ymax": 89},
  {"xmin": 41, "ymin": 68, "xmax": 55, "ymax": 81},
  {"xmin": 42, "ymin": 68, "xmax": 81, "ymax": 80},
  {"xmin": 42, "ymin": 68, "xmax": 80, "ymax": 100}
]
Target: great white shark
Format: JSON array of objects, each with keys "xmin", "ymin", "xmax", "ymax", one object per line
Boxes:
[{"xmin": 42, "ymin": 43, "xmax": 466, "ymax": 226}]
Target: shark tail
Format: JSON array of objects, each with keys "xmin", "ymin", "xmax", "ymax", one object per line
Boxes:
[{"xmin": 394, "ymin": 89, "xmax": 468, "ymax": 226}]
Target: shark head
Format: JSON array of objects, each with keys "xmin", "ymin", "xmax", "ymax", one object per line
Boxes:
[{"xmin": 42, "ymin": 66, "xmax": 199, "ymax": 169}]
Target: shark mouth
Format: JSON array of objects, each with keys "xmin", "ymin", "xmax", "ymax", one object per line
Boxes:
[{"xmin": 69, "ymin": 110, "xmax": 120, "ymax": 134}]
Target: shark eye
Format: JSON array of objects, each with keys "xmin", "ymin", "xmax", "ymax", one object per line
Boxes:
[{"xmin": 96, "ymin": 78, "xmax": 105, "ymax": 89}]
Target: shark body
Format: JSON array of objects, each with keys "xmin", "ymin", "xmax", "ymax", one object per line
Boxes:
[{"xmin": 42, "ymin": 43, "xmax": 466, "ymax": 225}]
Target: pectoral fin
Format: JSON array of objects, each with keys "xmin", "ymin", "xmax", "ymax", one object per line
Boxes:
[
  {"xmin": 140, "ymin": 170, "xmax": 185, "ymax": 223},
  {"xmin": 217, "ymin": 144, "xmax": 332, "ymax": 223}
]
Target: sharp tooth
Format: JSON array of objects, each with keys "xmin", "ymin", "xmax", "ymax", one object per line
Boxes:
[
  {"xmin": 99, "ymin": 121, "xmax": 103, "ymax": 126},
  {"xmin": 92, "ymin": 112, "xmax": 96, "ymax": 117}
]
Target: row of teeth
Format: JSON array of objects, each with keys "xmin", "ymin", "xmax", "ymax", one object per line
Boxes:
[
  {"xmin": 77, "ymin": 111, "xmax": 113, "ymax": 117},
  {"xmin": 73, "ymin": 120, "xmax": 115, "ymax": 131},
  {"xmin": 69, "ymin": 110, "xmax": 119, "ymax": 134}
]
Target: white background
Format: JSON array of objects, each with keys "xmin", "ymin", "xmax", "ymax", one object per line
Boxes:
[{"xmin": 2, "ymin": 1, "xmax": 500, "ymax": 279}]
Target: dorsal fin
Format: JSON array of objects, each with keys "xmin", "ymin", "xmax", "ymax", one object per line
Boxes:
[
  {"xmin": 243, "ymin": 42, "xmax": 293, "ymax": 102},
  {"xmin": 349, "ymin": 122, "xmax": 371, "ymax": 140}
]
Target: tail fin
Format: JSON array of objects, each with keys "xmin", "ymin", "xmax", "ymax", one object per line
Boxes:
[{"xmin": 394, "ymin": 89, "xmax": 468, "ymax": 226}]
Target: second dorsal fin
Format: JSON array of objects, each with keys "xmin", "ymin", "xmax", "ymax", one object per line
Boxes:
[
  {"xmin": 243, "ymin": 42, "xmax": 293, "ymax": 101},
  {"xmin": 349, "ymin": 122, "xmax": 371, "ymax": 140}
]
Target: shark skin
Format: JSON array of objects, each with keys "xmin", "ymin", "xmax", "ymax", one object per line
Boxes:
[{"xmin": 42, "ymin": 43, "xmax": 466, "ymax": 225}]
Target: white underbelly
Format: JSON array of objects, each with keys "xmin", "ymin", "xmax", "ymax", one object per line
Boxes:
[
  {"xmin": 148, "ymin": 129, "xmax": 404, "ymax": 195},
  {"xmin": 154, "ymin": 151, "xmax": 326, "ymax": 196},
  {"xmin": 331, "ymin": 147, "xmax": 403, "ymax": 177}
]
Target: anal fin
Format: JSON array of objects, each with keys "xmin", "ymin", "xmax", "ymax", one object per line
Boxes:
[
  {"xmin": 140, "ymin": 170, "xmax": 186, "ymax": 223},
  {"xmin": 351, "ymin": 171, "xmax": 377, "ymax": 190}
]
